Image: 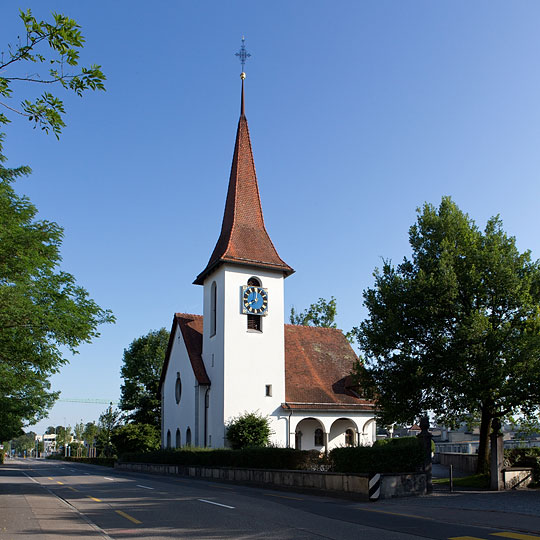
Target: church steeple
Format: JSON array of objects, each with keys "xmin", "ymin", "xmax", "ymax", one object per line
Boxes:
[{"xmin": 194, "ymin": 73, "xmax": 293, "ymax": 285}]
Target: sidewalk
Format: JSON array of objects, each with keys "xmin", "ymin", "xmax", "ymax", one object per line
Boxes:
[
  {"xmin": 367, "ymin": 485, "xmax": 540, "ymax": 535},
  {"xmin": 0, "ymin": 459, "xmax": 107, "ymax": 539}
]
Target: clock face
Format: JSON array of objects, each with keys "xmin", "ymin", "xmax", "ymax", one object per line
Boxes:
[{"xmin": 242, "ymin": 286, "xmax": 269, "ymax": 315}]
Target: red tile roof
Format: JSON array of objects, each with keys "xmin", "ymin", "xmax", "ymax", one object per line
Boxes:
[
  {"xmin": 194, "ymin": 81, "xmax": 293, "ymax": 285},
  {"xmin": 158, "ymin": 313, "xmax": 210, "ymax": 396},
  {"xmin": 160, "ymin": 313, "xmax": 374, "ymax": 411},
  {"xmin": 283, "ymin": 324, "xmax": 374, "ymax": 411}
]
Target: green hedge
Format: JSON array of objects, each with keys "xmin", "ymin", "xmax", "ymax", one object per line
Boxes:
[
  {"xmin": 0, "ymin": 449, "xmax": 5, "ymax": 464},
  {"xmin": 505, "ymin": 448, "xmax": 540, "ymax": 485},
  {"xmin": 121, "ymin": 447, "xmax": 324, "ymax": 471},
  {"xmin": 45, "ymin": 455, "xmax": 116, "ymax": 468},
  {"xmin": 330, "ymin": 437, "xmax": 425, "ymax": 474}
]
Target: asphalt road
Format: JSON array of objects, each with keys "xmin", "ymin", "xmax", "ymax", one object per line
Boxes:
[{"xmin": 1, "ymin": 458, "xmax": 539, "ymax": 539}]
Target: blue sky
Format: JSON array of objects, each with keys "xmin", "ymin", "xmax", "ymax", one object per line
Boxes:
[{"xmin": 3, "ymin": 1, "xmax": 540, "ymax": 433}]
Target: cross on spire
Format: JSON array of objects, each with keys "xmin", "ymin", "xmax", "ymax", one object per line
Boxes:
[{"xmin": 235, "ymin": 36, "xmax": 251, "ymax": 73}]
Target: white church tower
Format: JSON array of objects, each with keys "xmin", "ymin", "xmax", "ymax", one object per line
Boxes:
[{"xmin": 192, "ymin": 72, "xmax": 294, "ymax": 447}]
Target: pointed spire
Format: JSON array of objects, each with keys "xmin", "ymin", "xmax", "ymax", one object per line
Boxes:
[
  {"xmin": 194, "ymin": 75, "xmax": 293, "ymax": 285},
  {"xmin": 240, "ymin": 72, "xmax": 246, "ymax": 116}
]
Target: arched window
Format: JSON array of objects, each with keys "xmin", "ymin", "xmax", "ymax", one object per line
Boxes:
[
  {"xmin": 176, "ymin": 428, "xmax": 181, "ymax": 448},
  {"xmin": 345, "ymin": 428, "xmax": 355, "ymax": 446},
  {"xmin": 210, "ymin": 281, "xmax": 217, "ymax": 336},
  {"xmin": 175, "ymin": 372, "xmax": 182, "ymax": 404},
  {"xmin": 186, "ymin": 427, "xmax": 192, "ymax": 446},
  {"xmin": 166, "ymin": 429, "xmax": 171, "ymax": 448},
  {"xmin": 314, "ymin": 428, "xmax": 324, "ymax": 446},
  {"xmin": 247, "ymin": 277, "xmax": 262, "ymax": 332}
]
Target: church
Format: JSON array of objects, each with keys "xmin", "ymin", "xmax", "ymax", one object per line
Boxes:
[{"xmin": 158, "ymin": 70, "xmax": 376, "ymax": 453}]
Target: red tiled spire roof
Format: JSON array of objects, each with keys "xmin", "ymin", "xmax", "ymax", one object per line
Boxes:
[{"xmin": 194, "ymin": 77, "xmax": 293, "ymax": 285}]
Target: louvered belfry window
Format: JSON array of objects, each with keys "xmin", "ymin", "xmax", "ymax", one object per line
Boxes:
[
  {"xmin": 247, "ymin": 314, "xmax": 261, "ymax": 331},
  {"xmin": 246, "ymin": 277, "xmax": 262, "ymax": 332}
]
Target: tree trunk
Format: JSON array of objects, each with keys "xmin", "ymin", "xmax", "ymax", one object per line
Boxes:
[{"xmin": 476, "ymin": 406, "xmax": 492, "ymax": 474}]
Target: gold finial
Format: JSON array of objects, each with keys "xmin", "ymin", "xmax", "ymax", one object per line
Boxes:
[{"xmin": 240, "ymin": 72, "xmax": 246, "ymax": 80}]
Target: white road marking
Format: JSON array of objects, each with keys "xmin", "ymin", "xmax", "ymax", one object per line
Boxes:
[
  {"xmin": 104, "ymin": 477, "xmax": 115, "ymax": 481},
  {"xmin": 22, "ymin": 472, "xmax": 39, "ymax": 484},
  {"xmin": 198, "ymin": 499, "xmax": 235, "ymax": 509},
  {"xmin": 136, "ymin": 484, "xmax": 154, "ymax": 490},
  {"xmin": 84, "ymin": 472, "xmax": 90, "ymax": 475}
]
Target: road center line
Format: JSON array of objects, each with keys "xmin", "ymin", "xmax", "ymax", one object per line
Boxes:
[
  {"xmin": 198, "ymin": 499, "xmax": 235, "ymax": 509},
  {"xmin": 136, "ymin": 484, "xmax": 154, "ymax": 490},
  {"xmin": 56, "ymin": 481, "xmax": 64, "ymax": 485},
  {"xmin": 87, "ymin": 495, "xmax": 102, "ymax": 502},
  {"xmin": 115, "ymin": 510, "xmax": 142, "ymax": 524}
]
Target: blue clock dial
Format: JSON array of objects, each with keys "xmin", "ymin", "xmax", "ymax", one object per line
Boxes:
[{"xmin": 242, "ymin": 286, "xmax": 268, "ymax": 315}]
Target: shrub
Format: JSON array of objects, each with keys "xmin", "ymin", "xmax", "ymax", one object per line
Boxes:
[
  {"xmin": 120, "ymin": 446, "xmax": 325, "ymax": 470},
  {"xmin": 45, "ymin": 455, "xmax": 116, "ymax": 467},
  {"xmin": 226, "ymin": 412, "xmax": 272, "ymax": 449},
  {"xmin": 111, "ymin": 423, "xmax": 160, "ymax": 455},
  {"xmin": 330, "ymin": 437, "xmax": 424, "ymax": 474},
  {"xmin": 0, "ymin": 449, "xmax": 5, "ymax": 464}
]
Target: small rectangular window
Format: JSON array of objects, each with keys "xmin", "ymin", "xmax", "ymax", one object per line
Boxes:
[
  {"xmin": 265, "ymin": 384, "xmax": 272, "ymax": 397},
  {"xmin": 247, "ymin": 314, "xmax": 261, "ymax": 331}
]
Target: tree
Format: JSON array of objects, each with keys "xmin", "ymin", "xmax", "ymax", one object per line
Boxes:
[
  {"xmin": 83, "ymin": 422, "xmax": 99, "ymax": 446},
  {"xmin": 119, "ymin": 329, "xmax": 169, "ymax": 427},
  {"xmin": 353, "ymin": 197, "xmax": 540, "ymax": 473},
  {"xmin": 96, "ymin": 404, "xmax": 120, "ymax": 457},
  {"xmin": 0, "ymin": 177, "xmax": 115, "ymax": 440},
  {"xmin": 0, "ymin": 9, "xmax": 105, "ymax": 138},
  {"xmin": 111, "ymin": 423, "xmax": 160, "ymax": 456},
  {"xmin": 0, "ymin": 11, "xmax": 110, "ymax": 441},
  {"xmin": 11, "ymin": 431, "xmax": 36, "ymax": 455},
  {"xmin": 226, "ymin": 412, "xmax": 272, "ymax": 450},
  {"xmin": 290, "ymin": 297, "xmax": 337, "ymax": 328},
  {"xmin": 73, "ymin": 422, "xmax": 85, "ymax": 456},
  {"xmin": 55, "ymin": 425, "xmax": 72, "ymax": 449}
]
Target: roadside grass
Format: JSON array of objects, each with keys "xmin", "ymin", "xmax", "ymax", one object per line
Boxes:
[{"xmin": 433, "ymin": 473, "xmax": 490, "ymax": 489}]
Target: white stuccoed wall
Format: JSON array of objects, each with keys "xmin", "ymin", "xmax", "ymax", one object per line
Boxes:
[
  {"xmin": 203, "ymin": 264, "xmax": 287, "ymax": 448},
  {"xmin": 162, "ymin": 324, "xmax": 199, "ymax": 448}
]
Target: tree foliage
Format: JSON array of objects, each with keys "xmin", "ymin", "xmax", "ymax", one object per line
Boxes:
[
  {"xmin": 119, "ymin": 328, "xmax": 169, "ymax": 427},
  {"xmin": 11, "ymin": 431, "xmax": 36, "ymax": 454},
  {"xmin": 0, "ymin": 177, "xmax": 114, "ymax": 440},
  {"xmin": 111, "ymin": 423, "xmax": 161, "ymax": 457},
  {"xmin": 0, "ymin": 9, "xmax": 105, "ymax": 138},
  {"xmin": 0, "ymin": 10, "xmax": 111, "ymax": 441},
  {"xmin": 353, "ymin": 197, "xmax": 540, "ymax": 472},
  {"xmin": 96, "ymin": 404, "xmax": 120, "ymax": 457},
  {"xmin": 290, "ymin": 296, "xmax": 337, "ymax": 328},
  {"xmin": 226, "ymin": 412, "xmax": 272, "ymax": 450}
]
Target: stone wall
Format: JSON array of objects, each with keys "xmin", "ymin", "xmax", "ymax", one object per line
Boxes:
[{"xmin": 115, "ymin": 462, "xmax": 426, "ymax": 500}]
